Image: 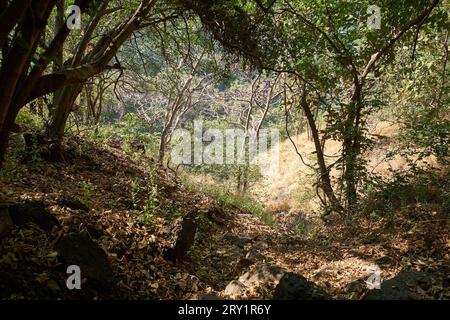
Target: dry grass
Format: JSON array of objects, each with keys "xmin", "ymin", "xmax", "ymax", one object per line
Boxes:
[{"xmin": 254, "ymin": 120, "xmax": 438, "ymax": 215}]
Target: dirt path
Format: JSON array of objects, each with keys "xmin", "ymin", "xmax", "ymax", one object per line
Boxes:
[{"xmin": 188, "ymin": 206, "xmax": 448, "ymax": 300}]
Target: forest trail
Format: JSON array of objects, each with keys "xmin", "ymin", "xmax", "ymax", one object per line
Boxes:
[{"xmin": 0, "ymin": 138, "xmax": 448, "ymax": 300}]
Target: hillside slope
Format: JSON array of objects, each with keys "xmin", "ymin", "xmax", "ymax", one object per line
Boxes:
[
  {"xmin": 0, "ymin": 137, "xmax": 448, "ymax": 300},
  {"xmin": 254, "ymin": 121, "xmax": 438, "ymax": 213}
]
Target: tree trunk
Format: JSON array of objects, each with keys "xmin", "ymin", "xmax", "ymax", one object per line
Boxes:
[
  {"xmin": 51, "ymin": 0, "xmax": 65, "ymax": 114},
  {"xmin": 48, "ymin": 84, "xmax": 82, "ymax": 140},
  {"xmin": 341, "ymin": 83, "xmax": 363, "ymax": 211},
  {"xmin": 300, "ymin": 91, "xmax": 344, "ymax": 215},
  {"xmin": 158, "ymin": 118, "xmax": 173, "ymax": 164},
  {"xmin": 0, "ymin": 104, "xmax": 21, "ymax": 165},
  {"xmin": 45, "ymin": 84, "xmax": 83, "ymax": 161}
]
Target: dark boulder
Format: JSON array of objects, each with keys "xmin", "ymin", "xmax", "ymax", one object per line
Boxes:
[
  {"xmin": 362, "ymin": 271, "xmax": 433, "ymax": 300},
  {"xmin": 273, "ymin": 272, "xmax": 331, "ymax": 300},
  {"xmin": 57, "ymin": 233, "xmax": 114, "ymax": 288},
  {"xmin": 164, "ymin": 216, "xmax": 197, "ymax": 262},
  {"xmin": 8, "ymin": 202, "xmax": 60, "ymax": 232}
]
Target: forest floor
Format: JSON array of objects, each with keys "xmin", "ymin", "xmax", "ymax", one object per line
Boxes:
[{"xmin": 0, "ymin": 138, "xmax": 448, "ymax": 300}]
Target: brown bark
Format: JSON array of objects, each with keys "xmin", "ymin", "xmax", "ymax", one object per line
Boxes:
[
  {"xmin": 0, "ymin": 0, "xmax": 95, "ymax": 165},
  {"xmin": 0, "ymin": 0, "xmax": 57, "ymax": 164},
  {"xmin": 41, "ymin": 0, "xmax": 159, "ymax": 164},
  {"xmin": 0, "ymin": 0, "xmax": 32, "ymax": 49},
  {"xmin": 0, "ymin": 0, "xmax": 55, "ymax": 128},
  {"xmin": 156, "ymin": 51, "xmax": 205, "ymax": 164},
  {"xmin": 40, "ymin": 0, "xmax": 157, "ymax": 149},
  {"xmin": 299, "ymin": 89, "xmax": 344, "ymax": 215},
  {"xmin": 341, "ymin": 82, "xmax": 362, "ymax": 211},
  {"xmin": 47, "ymin": 84, "xmax": 82, "ymax": 142},
  {"xmin": 46, "ymin": 0, "xmax": 110, "ymax": 144},
  {"xmin": 51, "ymin": 0, "xmax": 65, "ymax": 113}
]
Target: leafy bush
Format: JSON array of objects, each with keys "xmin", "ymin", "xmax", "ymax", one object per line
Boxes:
[
  {"xmin": 361, "ymin": 169, "xmax": 450, "ymax": 218},
  {"xmin": 182, "ymin": 175, "xmax": 274, "ymax": 226},
  {"xmin": 81, "ymin": 113, "xmax": 160, "ymax": 156},
  {"xmin": 16, "ymin": 106, "xmax": 46, "ymax": 130},
  {"xmin": 130, "ymin": 170, "xmax": 160, "ymax": 225},
  {"xmin": 0, "ymin": 151, "xmax": 19, "ymax": 181},
  {"xmin": 78, "ymin": 180, "xmax": 96, "ymax": 207},
  {"xmin": 398, "ymin": 106, "xmax": 450, "ymax": 165}
]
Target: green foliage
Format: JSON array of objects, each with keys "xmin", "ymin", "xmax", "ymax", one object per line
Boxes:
[
  {"xmin": 182, "ymin": 175, "xmax": 274, "ymax": 226},
  {"xmin": 130, "ymin": 170, "xmax": 160, "ymax": 225},
  {"xmin": 209, "ymin": 186, "xmax": 274, "ymax": 226},
  {"xmin": 361, "ymin": 169, "xmax": 450, "ymax": 218},
  {"xmin": 83, "ymin": 113, "xmax": 160, "ymax": 156},
  {"xmin": 26, "ymin": 143, "xmax": 44, "ymax": 170},
  {"xmin": 78, "ymin": 180, "xmax": 96, "ymax": 207},
  {"xmin": 190, "ymin": 163, "xmax": 263, "ymax": 190},
  {"xmin": 0, "ymin": 134, "xmax": 45, "ymax": 180},
  {"xmin": 180, "ymin": 120, "xmax": 266, "ymax": 193},
  {"xmin": 400, "ymin": 112, "xmax": 450, "ymax": 164},
  {"xmin": 377, "ymin": 25, "xmax": 450, "ymax": 165},
  {"xmin": 16, "ymin": 105, "xmax": 46, "ymax": 130}
]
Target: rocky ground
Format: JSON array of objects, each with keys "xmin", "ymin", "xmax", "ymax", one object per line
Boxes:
[{"xmin": 0, "ymin": 140, "xmax": 448, "ymax": 300}]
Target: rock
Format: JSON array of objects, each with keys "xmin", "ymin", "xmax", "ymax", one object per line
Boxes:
[
  {"xmin": 57, "ymin": 196, "xmax": 89, "ymax": 212},
  {"xmin": 85, "ymin": 224, "xmax": 102, "ymax": 239},
  {"xmin": 8, "ymin": 202, "xmax": 60, "ymax": 232},
  {"xmin": 224, "ymin": 280, "xmax": 246, "ymax": 297},
  {"xmin": 273, "ymin": 272, "xmax": 331, "ymax": 300},
  {"xmin": 238, "ymin": 265, "xmax": 285, "ymax": 286},
  {"xmin": 222, "ymin": 233, "xmax": 253, "ymax": 248},
  {"xmin": 57, "ymin": 233, "xmax": 114, "ymax": 288},
  {"xmin": 224, "ymin": 264, "xmax": 330, "ymax": 300},
  {"xmin": 0, "ymin": 205, "xmax": 13, "ymax": 239},
  {"xmin": 362, "ymin": 271, "xmax": 433, "ymax": 300},
  {"xmin": 164, "ymin": 216, "xmax": 197, "ymax": 262}
]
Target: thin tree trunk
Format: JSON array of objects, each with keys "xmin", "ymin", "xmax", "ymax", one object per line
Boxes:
[
  {"xmin": 51, "ymin": 0, "xmax": 65, "ymax": 114},
  {"xmin": 47, "ymin": 84, "xmax": 83, "ymax": 141},
  {"xmin": 341, "ymin": 83, "xmax": 363, "ymax": 211},
  {"xmin": 299, "ymin": 86, "xmax": 344, "ymax": 215}
]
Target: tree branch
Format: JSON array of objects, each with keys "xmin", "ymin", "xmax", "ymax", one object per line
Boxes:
[{"xmin": 360, "ymin": 0, "xmax": 440, "ymax": 81}]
